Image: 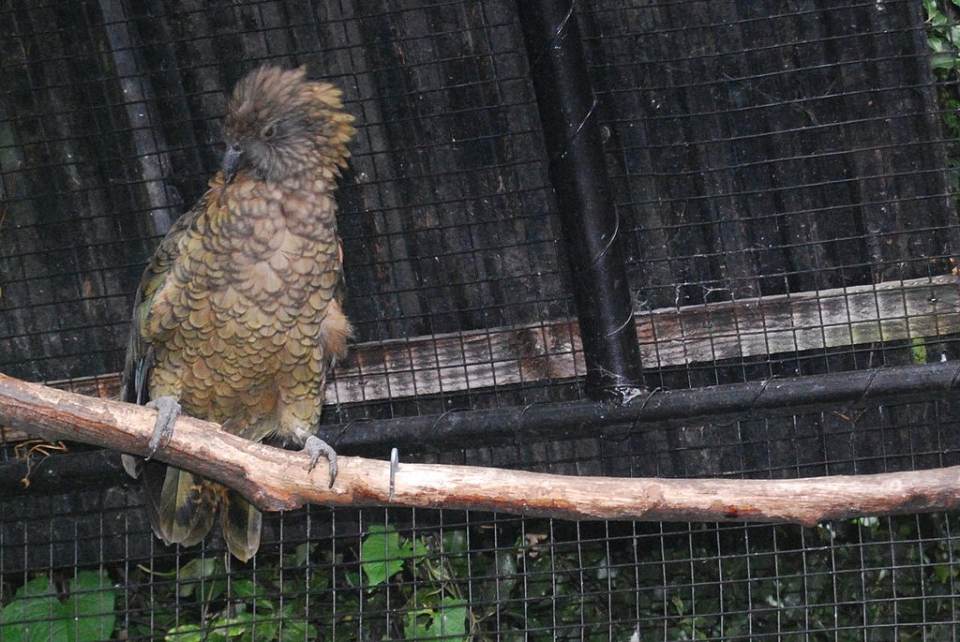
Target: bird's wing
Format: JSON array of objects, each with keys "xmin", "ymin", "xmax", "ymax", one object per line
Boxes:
[{"xmin": 119, "ymin": 189, "xmax": 219, "ymax": 406}]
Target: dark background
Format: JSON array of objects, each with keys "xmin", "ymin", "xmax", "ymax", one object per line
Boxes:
[{"xmin": 2, "ymin": 0, "xmax": 960, "ymax": 639}]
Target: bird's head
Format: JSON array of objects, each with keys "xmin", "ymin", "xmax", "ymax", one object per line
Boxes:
[{"xmin": 221, "ymin": 65, "xmax": 356, "ymax": 184}]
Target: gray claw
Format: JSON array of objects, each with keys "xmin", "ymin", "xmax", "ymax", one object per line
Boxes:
[
  {"xmin": 294, "ymin": 427, "xmax": 338, "ymax": 487},
  {"xmin": 144, "ymin": 396, "xmax": 181, "ymax": 459}
]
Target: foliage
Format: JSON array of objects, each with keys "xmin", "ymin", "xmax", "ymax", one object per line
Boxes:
[
  {"xmin": 925, "ymin": 0, "xmax": 960, "ymax": 190},
  {"xmin": 925, "ymin": 0, "xmax": 960, "ymax": 75},
  {"xmin": 124, "ymin": 545, "xmax": 319, "ymax": 641},
  {"xmin": 2, "ymin": 514, "xmax": 959, "ymax": 639},
  {"xmin": 93, "ymin": 513, "xmax": 960, "ymax": 640},
  {"xmin": 0, "ymin": 570, "xmax": 116, "ymax": 642}
]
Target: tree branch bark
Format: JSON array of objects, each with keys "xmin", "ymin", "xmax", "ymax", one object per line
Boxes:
[{"xmin": 1, "ymin": 371, "xmax": 958, "ymax": 527}]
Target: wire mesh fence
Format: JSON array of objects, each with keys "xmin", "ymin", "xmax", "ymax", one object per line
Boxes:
[
  {"xmin": 2, "ymin": 0, "xmax": 960, "ymax": 639},
  {"xmin": 5, "ymin": 397, "xmax": 960, "ymax": 639}
]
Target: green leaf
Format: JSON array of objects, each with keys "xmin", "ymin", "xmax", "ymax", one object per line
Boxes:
[
  {"xmin": 67, "ymin": 571, "xmax": 116, "ymax": 641},
  {"xmin": 178, "ymin": 557, "xmax": 221, "ymax": 581},
  {"xmin": 17, "ymin": 577, "xmax": 58, "ymax": 599},
  {"xmin": 911, "ymin": 339, "xmax": 929, "ymax": 365},
  {"xmin": 442, "ymin": 530, "xmax": 469, "ymax": 555},
  {"xmin": 435, "ymin": 599, "xmax": 468, "ymax": 639},
  {"xmin": 165, "ymin": 623, "xmax": 205, "ymax": 642},
  {"xmin": 284, "ymin": 543, "xmax": 315, "ymax": 567},
  {"xmin": 231, "ymin": 579, "xmax": 259, "ymax": 600},
  {"xmin": 0, "ymin": 572, "xmax": 116, "ymax": 642},
  {"xmin": 208, "ymin": 612, "xmax": 254, "ymax": 640},
  {"xmin": 361, "ymin": 525, "xmax": 412, "ymax": 586},
  {"xmin": 0, "ymin": 602, "xmax": 29, "ymax": 642},
  {"xmin": 177, "ymin": 558, "xmax": 222, "ymax": 599},
  {"xmin": 278, "ymin": 619, "xmax": 316, "ymax": 642},
  {"xmin": 405, "ymin": 599, "xmax": 469, "ymax": 641},
  {"xmin": 934, "ymin": 563, "xmax": 957, "ymax": 585}
]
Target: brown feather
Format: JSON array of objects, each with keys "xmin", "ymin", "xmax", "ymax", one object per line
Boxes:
[{"xmin": 121, "ymin": 65, "xmax": 355, "ymax": 561}]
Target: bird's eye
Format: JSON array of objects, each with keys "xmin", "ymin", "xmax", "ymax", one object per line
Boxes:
[{"xmin": 262, "ymin": 124, "xmax": 277, "ymax": 138}]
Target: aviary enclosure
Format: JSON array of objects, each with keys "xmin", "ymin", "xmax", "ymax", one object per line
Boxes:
[{"xmin": 3, "ymin": 0, "xmax": 960, "ymax": 639}]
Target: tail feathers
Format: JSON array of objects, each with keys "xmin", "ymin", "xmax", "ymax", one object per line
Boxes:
[
  {"xmin": 138, "ymin": 462, "xmax": 262, "ymax": 560},
  {"xmin": 220, "ymin": 489, "xmax": 263, "ymax": 563},
  {"xmin": 142, "ymin": 462, "xmax": 218, "ymax": 547}
]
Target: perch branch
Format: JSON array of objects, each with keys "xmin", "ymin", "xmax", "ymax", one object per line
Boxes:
[{"xmin": 1, "ymin": 371, "xmax": 958, "ymax": 526}]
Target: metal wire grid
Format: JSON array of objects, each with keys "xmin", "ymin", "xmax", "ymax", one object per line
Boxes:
[
  {"xmin": 2, "ymin": 2, "xmax": 956, "ymax": 404},
  {"xmin": 4, "ymin": 396, "xmax": 960, "ymax": 639},
  {"xmin": 0, "ymin": 0, "xmax": 575, "ymax": 401},
  {"xmin": 1, "ymin": 0, "xmax": 960, "ymax": 639},
  {"xmin": 578, "ymin": 0, "xmax": 960, "ymax": 395},
  {"xmin": 342, "ymin": 3, "xmax": 572, "ymax": 343},
  {"xmin": 584, "ymin": 0, "xmax": 957, "ymax": 300}
]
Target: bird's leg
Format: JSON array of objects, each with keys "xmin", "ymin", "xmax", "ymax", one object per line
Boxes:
[
  {"xmin": 144, "ymin": 396, "xmax": 182, "ymax": 459},
  {"xmin": 293, "ymin": 427, "xmax": 338, "ymax": 487}
]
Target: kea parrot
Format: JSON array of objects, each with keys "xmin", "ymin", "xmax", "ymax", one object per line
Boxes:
[{"xmin": 121, "ymin": 65, "xmax": 356, "ymax": 562}]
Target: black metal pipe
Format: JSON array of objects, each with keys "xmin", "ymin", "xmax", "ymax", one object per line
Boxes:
[
  {"xmin": 320, "ymin": 362, "xmax": 960, "ymax": 456},
  {"xmin": 516, "ymin": 0, "xmax": 643, "ymax": 397}
]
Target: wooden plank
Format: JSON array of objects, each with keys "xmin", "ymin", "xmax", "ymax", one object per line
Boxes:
[
  {"xmin": 22, "ymin": 275, "xmax": 960, "ymax": 411},
  {"xmin": 639, "ymin": 274, "xmax": 960, "ymax": 365},
  {"xmin": 325, "ymin": 275, "xmax": 959, "ymax": 404}
]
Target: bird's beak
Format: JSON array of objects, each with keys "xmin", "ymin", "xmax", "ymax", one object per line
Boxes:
[{"xmin": 222, "ymin": 144, "xmax": 244, "ymax": 183}]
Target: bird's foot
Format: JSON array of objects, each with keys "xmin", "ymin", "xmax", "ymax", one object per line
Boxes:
[
  {"xmin": 144, "ymin": 396, "xmax": 181, "ymax": 459},
  {"xmin": 294, "ymin": 427, "xmax": 338, "ymax": 488}
]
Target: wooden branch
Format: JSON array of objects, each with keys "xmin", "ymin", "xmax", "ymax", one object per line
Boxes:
[{"xmin": 2, "ymin": 371, "xmax": 959, "ymax": 526}]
